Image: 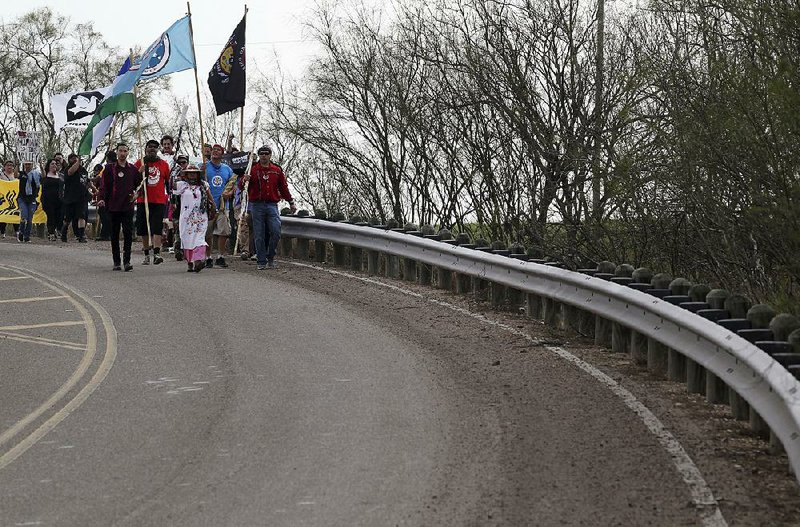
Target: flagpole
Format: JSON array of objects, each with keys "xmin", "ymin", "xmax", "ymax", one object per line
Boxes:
[
  {"xmin": 132, "ymin": 48, "xmax": 153, "ymax": 251},
  {"xmin": 239, "ymin": 5, "xmax": 248, "ymax": 150},
  {"xmin": 187, "ymin": 1, "xmax": 206, "ymax": 166},
  {"xmin": 233, "ymin": 106, "xmax": 260, "ymax": 256}
]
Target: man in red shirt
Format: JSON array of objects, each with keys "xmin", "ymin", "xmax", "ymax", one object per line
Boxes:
[
  {"xmin": 96, "ymin": 143, "xmax": 142, "ymax": 271},
  {"xmin": 238, "ymin": 145, "xmax": 296, "ymax": 270},
  {"xmin": 134, "ymin": 139, "xmax": 170, "ymax": 265}
]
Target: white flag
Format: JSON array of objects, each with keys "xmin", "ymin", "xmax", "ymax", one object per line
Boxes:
[{"xmin": 50, "ymin": 86, "xmax": 112, "ymax": 132}]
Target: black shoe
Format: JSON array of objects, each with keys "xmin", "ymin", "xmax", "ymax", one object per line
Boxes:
[
  {"xmin": 113, "ymin": 265, "xmax": 122, "ymax": 271},
  {"xmin": 124, "ymin": 263, "xmax": 133, "ymax": 272},
  {"xmin": 78, "ymin": 237, "xmax": 88, "ymax": 243},
  {"xmin": 187, "ymin": 262, "xmax": 194, "ymax": 272},
  {"xmin": 17, "ymin": 231, "xmax": 23, "ymax": 242},
  {"xmin": 153, "ymin": 254, "xmax": 164, "ymax": 265},
  {"xmin": 194, "ymin": 260, "xmax": 205, "ymax": 273},
  {"xmin": 60, "ymin": 235, "xmax": 68, "ymax": 243},
  {"xmin": 205, "ymin": 258, "xmax": 214, "ymax": 269},
  {"xmin": 215, "ymin": 256, "xmax": 228, "ymax": 268}
]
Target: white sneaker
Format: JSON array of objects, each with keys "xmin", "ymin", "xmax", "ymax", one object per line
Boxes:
[{"xmin": 142, "ymin": 255, "xmax": 150, "ymax": 265}]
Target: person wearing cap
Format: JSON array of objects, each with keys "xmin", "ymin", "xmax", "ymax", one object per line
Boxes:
[
  {"xmin": 134, "ymin": 139, "xmax": 171, "ymax": 265},
  {"xmin": 173, "ymin": 163, "xmax": 216, "ymax": 272},
  {"xmin": 239, "ymin": 145, "xmax": 297, "ymax": 270},
  {"xmin": 204, "ymin": 143, "xmax": 234, "ymax": 268},
  {"xmin": 96, "ymin": 142, "xmax": 142, "ymax": 272}
]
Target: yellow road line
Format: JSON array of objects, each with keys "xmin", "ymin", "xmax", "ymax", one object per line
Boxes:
[
  {"xmin": 0, "ymin": 267, "xmax": 95, "ymax": 452},
  {"xmin": 0, "ymin": 265, "xmax": 117, "ymax": 470},
  {"xmin": 0, "ymin": 333, "xmax": 86, "ymax": 352},
  {"xmin": 0, "ymin": 276, "xmax": 30, "ymax": 281},
  {"xmin": 0, "ymin": 321, "xmax": 84, "ymax": 332},
  {"xmin": 0, "ymin": 296, "xmax": 68, "ymax": 304},
  {"xmin": 0, "ymin": 331, "xmax": 84, "ymax": 349}
]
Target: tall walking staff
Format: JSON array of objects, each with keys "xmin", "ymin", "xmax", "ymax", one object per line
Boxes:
[
  {"xmin": 132, "ymin": 49, "xmax": 153, "ymax": 250},
  {"xmin": 186, "ymin": 2, "xmax": 207, "ymax": 165},
  {"xmin": 233, "ymin": 106, "xmax": 261, "ymax": 256}
]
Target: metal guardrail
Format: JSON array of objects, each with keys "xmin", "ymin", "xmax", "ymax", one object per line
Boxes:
[{"xmin": 282, "ymin": 217, "xmax": 800, "ymax": 482}]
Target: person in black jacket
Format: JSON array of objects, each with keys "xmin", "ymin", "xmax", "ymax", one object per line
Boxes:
[
  {"xmin": 61, "ymin": 153, "xmax": 90, "ymax": 243},
  {"xmin": 41, "ymin": 158, "xmax": 64, "ymax": 241}
]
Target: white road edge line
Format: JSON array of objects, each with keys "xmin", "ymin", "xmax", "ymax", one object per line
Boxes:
[{"xmin": 288, "ymin": 261, "xmax": 728, "ymax": 527}]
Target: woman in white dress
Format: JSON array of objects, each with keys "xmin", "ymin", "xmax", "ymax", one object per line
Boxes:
[{"xmin": 173, "ymin": 164, "xmax": 217, "ymax": 272}]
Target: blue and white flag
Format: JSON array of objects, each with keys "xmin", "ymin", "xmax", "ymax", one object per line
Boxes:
[{"xmin": 115, "ymin": 15, "xmax": 195, "ymax": 94}]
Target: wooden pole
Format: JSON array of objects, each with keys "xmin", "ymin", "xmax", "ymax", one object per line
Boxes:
[
  {"xmin": 187, "ymin": 1, "xmax": 206, "ymax": 165},
  {"xmin": 133, "ymin": 69, "xmax": 153, "ymax": 250},
  {"xmin": 238, "ymin": 6, "xmax": 248, "ymax": 150},
  {"xmin": 232, "ymin": 106, "xmax": 261, "ymax": 255}
]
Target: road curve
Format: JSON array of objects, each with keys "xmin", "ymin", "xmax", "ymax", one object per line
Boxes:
[{"xmin": 0, "ymin": 241, "xmax": 770, "ymax": 525}]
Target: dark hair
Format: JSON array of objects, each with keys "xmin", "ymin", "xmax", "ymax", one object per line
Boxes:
[
  {"xmin": 54, "ymin": 152, "xmax": 64, "ymax": 158},
  {"xmin": 257, "ymin": 146, "xmax": 272, "ymax": 155},
  {"xmin": 161, "ymin": 135, "xmax": 174, "ymax": 143},
  {"xmin": 115, "ymin": 142, "xmax": 128, "ymax": 150},
  {"xmin": 45, "ymin": 158, "xmax": 59, "ymax": 172},
  {"xmin": 68, "ymin": 153, "xmax": 78, "ymax": 161},
  {"xmin": 3, "ymin": 160, "xmax": 13, "ymax": 166},
  {"xmin": 146, "ymin": 139, "xmax": 160, "ymax": 148},
  {"xmin": 105, "ymin": 150, "xmax": 117, "ymax": 163}
]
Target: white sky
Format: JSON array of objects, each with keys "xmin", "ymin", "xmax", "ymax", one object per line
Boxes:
[{"xmin": 3, "ymin": 0, "xmax": 322, "ymax": 102}]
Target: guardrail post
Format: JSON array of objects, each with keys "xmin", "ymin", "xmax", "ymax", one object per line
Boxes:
[
  {"xmin": 578, "ymin": 311, "xmax": 595, "ymax": 338},
  {"xmin": 526, "ymin": 293, "xmax": 542, "ymax": 319},
  {"xmin": 456, "ymin": 273, "xmax": 471, "ymax": 294},
  {"xmin": 386, "ymin": 254, "xmax": 400, "ymax": 278},
  {"xmin": 564, "ymin": 304, "xmax": 581, "ymax": 333},
  {"xmin": 403, "ymin": 257, "xmax": 416, "ymax": 282},
  {"xmin": 314, "ymin": 240, "xmax": 327, "ymax": 263},
  {"xmin": 350, "ymin": 247, "xmax": 362, "ymax": 272},
  {"xmin": 750, "ymin": 408, "xmax": 770, "ymax": 438},
  {"xmin": 647, "ymin": 338, "xmax": 668, "ymax": 376},
  {"xmin": 472, "ymin": 276, "xmax": 488, "ymax": 302},
  {"xmin": 367, "ymin": 250, "xmax": 379, "ymax": 275},
  {"xmin": 594, "ymin": 316, "xmax": 612, "ymax": 348},
  {"xmin": 296, "ymin": 238, "xmax": 310, "ymax": 260},
  {"xmin": 612, "ymin": 322, "xmax": 630, "ymax": 353},
  {"xmin": 490, "ymin": 282, "xmax": 505, "ymax": 309},
  {"xmin": 280, "ymin": 236, "xmax": 293, "ymax": 257},
  {"xmin": 630, "ymin": 330, "xmax": 648, "ymax": 365},
  {"xmin": 729, "ymin": 387, "xmax": 750, "ymax": 420},
  {"xmin": 418, "ymin": 262, "xmax": 432, "ymax": 286},
  {"xmin": 543, "ymin": 297, "xmax": 559, "ymax": 327},
  {"xmin": 332, "ymin": 243, "xmax": 346, "ymax": 266},
  {"xmin": 705, "ymin": 371, "xmax": 727, "ymax": 404},
  {"xmin": 438, "ymin": 268, "xmax": 453, "ymax": 291},
  {"xmin": 667, "ymin": 348, "xmax": 686, "ymax": 382},
  {"xmin": 686, "ymin": 358, "xmax": 705, "ymax": 394}
]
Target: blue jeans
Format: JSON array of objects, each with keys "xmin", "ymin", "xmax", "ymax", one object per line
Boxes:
[
  {"xmin": 251, "ymin": 202, "xmax": 281, "ymax": 265},
  {"xmin": 18, "ymin": 200, "xmax": 37, "ymax": 241}
]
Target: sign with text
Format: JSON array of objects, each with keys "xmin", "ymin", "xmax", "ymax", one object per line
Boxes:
[{"xmin": 16, "ymin": 131, "xmax": 42, "ymax": 163}]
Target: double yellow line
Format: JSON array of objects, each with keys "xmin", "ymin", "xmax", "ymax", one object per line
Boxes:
[{"xmin": 0, "ymin": 265, "xmax": 118, "ymax": 470}]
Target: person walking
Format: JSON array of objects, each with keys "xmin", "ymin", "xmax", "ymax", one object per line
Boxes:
[
  {"xmin": 173, "ymin": 163, "xmax": 216, "ymax": 272},
  {"xmin": 134, "ymin": 139, "xmax": 170, "ymax": 265},
  {"xmin": 238, "ymin": 145, "xmax": 297, "ymax": 270},
  {"xmin": 40, "ymin": 159, "xmax": 64, "ymax": 241},
  {"xmin": 60, "ymin": 153, "xmax": 90, "ymax": 243},
  {"xmin": 204, "ymin": 144, "xmax": 234, "ymax": 268},
  {"xmin": 16, "ymin": 161, "xmax": 40, "ymax": 243},
  {"xmin": 0, "ymin": 160, "xmax": 20, "ymax": 239},
  {"xmin": 96, "ymin": 143, "xmax": 142, "ymax": 271}
]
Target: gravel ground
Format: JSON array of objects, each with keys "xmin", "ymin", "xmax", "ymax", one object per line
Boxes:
[{"xmin": 4, "ymin": 234, "xmax": 800, "ymax": 524}]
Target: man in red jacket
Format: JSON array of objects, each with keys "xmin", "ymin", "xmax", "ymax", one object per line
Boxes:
[
  {"xmin": 96, "ymin": 143, "xmax": 143, "ymax": 271},
  {"xmin": 238, "ymin": 145, "xmax": 296, "ymax": 270}
]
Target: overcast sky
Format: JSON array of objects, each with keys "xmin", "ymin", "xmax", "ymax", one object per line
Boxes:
[{"xmin": 3, "ymin": 0, "xmax": 322, "ymax": 103}]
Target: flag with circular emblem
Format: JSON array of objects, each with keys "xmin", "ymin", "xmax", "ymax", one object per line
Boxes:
[{"xmin": 208, "ymin": 14, "xmax": 246, "ymax": 116}]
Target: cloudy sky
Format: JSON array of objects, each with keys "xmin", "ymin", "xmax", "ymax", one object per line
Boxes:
[{"xmin": 3, "ymin": 0, "xmax": 322, "ymax": 102}]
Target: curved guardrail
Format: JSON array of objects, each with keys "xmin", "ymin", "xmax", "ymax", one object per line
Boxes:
[{"xmin": 282, "ymin": 217, "xmax": 800, "ymax": 482}]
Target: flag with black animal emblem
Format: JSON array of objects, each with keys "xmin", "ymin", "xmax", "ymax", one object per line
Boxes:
[{"xmin": 208, "ymin": 14, "xmax": 246, "ymax": 115}]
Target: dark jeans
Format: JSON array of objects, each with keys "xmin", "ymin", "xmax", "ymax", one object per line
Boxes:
[
  {"xmin": 42, "ymin": 196, "xmax": 62, "ymax": 236},
  {"xmin": 62, "ymin": 201, "xmax": 87, "ymax": 238},
  {"xmin": 109, "ymin": 210, "xmax": 134, "ymax": 265},
  {"xmin": 251, "ymin": 201, "xmax": 281, "ymax": 265}
]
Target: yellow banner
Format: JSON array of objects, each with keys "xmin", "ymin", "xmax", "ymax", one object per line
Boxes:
[{"xmin": 0, "ymin": 179, "xmax": 48, "ymax": 224}]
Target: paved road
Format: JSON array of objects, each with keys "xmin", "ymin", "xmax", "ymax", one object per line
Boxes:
[{"xmin": 0, "ymin": 241, "xmax": 737, "ymax": 525}]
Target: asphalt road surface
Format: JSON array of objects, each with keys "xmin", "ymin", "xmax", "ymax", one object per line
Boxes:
[{"xmin": 0, "ymin": 240, "xmax": 797, "ymax": 526}]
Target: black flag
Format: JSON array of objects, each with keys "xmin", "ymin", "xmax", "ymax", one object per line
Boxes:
[{"xmin": 208, "ymin": 15, "xmax": 246, "ymax": 115}]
